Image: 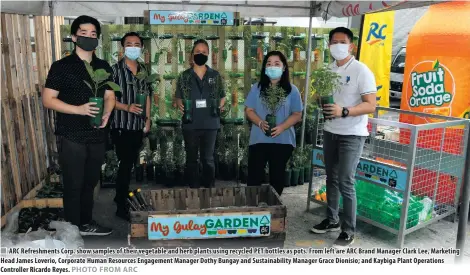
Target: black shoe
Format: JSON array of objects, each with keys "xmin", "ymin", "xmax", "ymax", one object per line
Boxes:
[
  {"xmin": 310, "ymin": 219, "xmax": 341, "ymax": 234},
  {"xmin": 79, "ymin": 220, "xmax": 113, "ymax": 236},
  {"xmin": 333, "ymin": 232, "xmax": 355, "ymax": 247}
]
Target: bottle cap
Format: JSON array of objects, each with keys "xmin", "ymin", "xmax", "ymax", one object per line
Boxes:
[{"xmin": 129, "ymin": 192, "xmax": 134, "ymax": 197}]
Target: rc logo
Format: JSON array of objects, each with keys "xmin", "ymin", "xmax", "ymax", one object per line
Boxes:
[{"xmin": 366, "ymin": 22, "xmax": 387, "ymax": 45}]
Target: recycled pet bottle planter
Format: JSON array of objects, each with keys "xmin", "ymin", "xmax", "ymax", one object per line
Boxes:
[
  {"xmin": 291, "ymin": 168, "xmax": 300, "ymax": 186},
  {"xmin": 320, "ymin": 95, "xmax": 335, "ymax": 119},
  {"xmin": 265, "ymin": 114, "xmax": 277, "ymax": 137},
  {"xmin": 183, "ymin": 99, "xmax": 193, "ymax": 124},
  {"xmin": 210, "ymin": 99, "xmax": 220, "ymax": 117},
  {"xmin": 298, "ymin": 167, "xmax": 305, "ymax": 185},
  {"xmin": 89, "ymin": 97, "xmax": 104, "ymax": 127},
  {"xmin": 284, "ymin": 169, "xmax": 292, "ymax": 187},
  {"xmin": 135, "ymin": 93, "xmax": 147, "ymax": 118}
]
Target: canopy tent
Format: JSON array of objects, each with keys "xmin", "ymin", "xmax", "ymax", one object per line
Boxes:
[{"xmin": 2, "ymin": 1, "xmax": 445, "ymax": 18}]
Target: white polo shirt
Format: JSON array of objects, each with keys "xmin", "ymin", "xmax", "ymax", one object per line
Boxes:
[{"xmin": 323, "ymin": 56, "xmax": 377, "ymax": 137}]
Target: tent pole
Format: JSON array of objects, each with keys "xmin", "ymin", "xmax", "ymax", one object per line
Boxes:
[
  {"xmin": 49, "ymin": 1, "xmax": 56, "ymax": 62},
  {"xmin": 300, "ymin": 1, "xmax": 315, "ymax": 148},
  {"xmin": 455, "ymin": 129, "xmax": 470, "ymax": 263}
]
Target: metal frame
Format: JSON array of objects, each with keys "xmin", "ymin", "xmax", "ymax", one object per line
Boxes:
[{"xmin": 306, "ymin": 107, "xmax": 470, "ymax": 248}]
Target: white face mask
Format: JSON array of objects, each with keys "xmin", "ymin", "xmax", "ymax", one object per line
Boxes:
[{"xmin": 329, "ymin": 44, "xmax": 351, "ymax": 61}]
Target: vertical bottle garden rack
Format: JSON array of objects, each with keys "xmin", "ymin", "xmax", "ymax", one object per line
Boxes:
[{"xmin": 59, "ymin": 24, "xmax": 358, "ymax": 184}]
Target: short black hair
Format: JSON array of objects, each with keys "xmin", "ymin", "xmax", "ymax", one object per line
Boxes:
[
  {"xmin": 71, "ymin": 15, "xmax": 101, "ymax": 38},
  {"xmin": 329, "ymin": 27, "xmax": 353, "ymax": 43},
  {"xmin": 191, "ymin": 39, "xmax": 210, "ymax": 54},
  {"xmin": 121, "ymin": 32, "xmax": 144, "ymax": 47}
]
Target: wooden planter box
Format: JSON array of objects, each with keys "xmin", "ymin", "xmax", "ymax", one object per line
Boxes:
[{"xmin": 129, "ymin": 185, "xmax": 286, "ymax": 248}]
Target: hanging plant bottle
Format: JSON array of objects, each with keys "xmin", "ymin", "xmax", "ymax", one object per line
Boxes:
[
  {"xmin": 167, "ymin": 51, "xmax": 173, "ymax": 64},
  {"xmin": 153, "ymin": 93, "xmax": 159, "ymax": 106},
  {"xmin": 209, "ymin": 99, "xmax": 220, "ymax": 117},
  {"xmin": 179, "ymin": 51, "xmax": 184, "ymax": 64},
  {"xmin": 231, "ymin": 89, "xmax": 238, "ymax": 107},
  {"xmin": 294, "ymin": 47, "xmax": 300, "ymax": 61},
  {"xmin": 135, "ymin": 92, "xmax": 147, "ymax": 118},
  {"xmin": 257, "ymin": 47, "xmax": 263, "ymax": 62},
  {"xmin": 212, "ymin": 51, "xmax": 218, "ymax": 66},
  {"xmin": 232, "ymin": 49, "xmax": 238, "ymax": 64},
  {"xmin": 89, "ymin": 97, "xmax": 104, "ymax": 127},
  {"xmin": 223, "ymin": 49, "xmax": 228, "ymax": 62},
  {"xmin": 154, "ymin": 52, "xmax": 161, "ymax": 63},
  {"xmin": 183, "ymin": 99, "xmax": 193, "ymax": 123}
]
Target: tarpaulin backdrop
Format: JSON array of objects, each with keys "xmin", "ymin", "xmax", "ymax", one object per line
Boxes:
[{"xmin": 359, "ymin": 11, "xmax": 395, "ymax": 110}]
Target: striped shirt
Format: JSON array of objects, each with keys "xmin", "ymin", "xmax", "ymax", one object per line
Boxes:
[{"xmin": 111, "ymin": 58, "xmax": 151, "ymax": 131}]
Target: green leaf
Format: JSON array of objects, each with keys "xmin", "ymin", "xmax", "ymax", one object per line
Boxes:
[
  {"xmin": 135, "ymin": 71, "xmax": 147, "ymax": 80},
  {"xmin": 107, "ymin": 81, "xmax": 121, "ymax": 92},
  {"xmin": 146, "ymin": 73, "xmax": 159, "ymax": 84},
  {"xmin": 94, "ymin": 69, "xmax": 110, "ymax": 83},
  {"xmin": 83, "ymin": 61, "xmax": 95, "ymax": 79}
]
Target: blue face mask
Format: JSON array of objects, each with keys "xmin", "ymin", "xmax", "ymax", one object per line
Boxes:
[
  {"xmin": 125, "ymin": 47, "xmax": 142, "ymax": 60},
  {"xmin": 265, "ymin": 66, "xmax": 283, "ymax": 80}
]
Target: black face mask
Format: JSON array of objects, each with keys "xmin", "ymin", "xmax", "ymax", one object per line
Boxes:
[
  {"xmin": 193, "ymin": 53, "xmax": 208, "ymax": 66},
  {"xmin": 75, "ymin": 36, "xmax": 98, "ymax": 52}
]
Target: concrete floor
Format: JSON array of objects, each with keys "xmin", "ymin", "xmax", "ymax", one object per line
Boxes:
[{"xmin": 87, "ymin": 177, "xmax": 470, "ymax": 262}]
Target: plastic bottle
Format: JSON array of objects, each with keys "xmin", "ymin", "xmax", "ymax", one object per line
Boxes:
[{"xmin": 399, "ymin": 1, "xmax": 470, "ymax": 156}]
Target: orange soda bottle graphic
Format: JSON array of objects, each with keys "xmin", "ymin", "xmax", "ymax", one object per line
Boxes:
[
  {"xmin": 399, "ymin": 1, "xmax": 470, "ymax": 205},
  {"xmin": 400, "ymin": 1, "xmax": 470, "ymax": 154}
]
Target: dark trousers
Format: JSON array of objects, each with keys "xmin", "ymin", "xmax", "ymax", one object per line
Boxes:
[
  {"xmin": 183, "ymin": 129, "xmax": 218, "ymax": 188},
  {"xmin": 323, "ymin": 131, "xmax": 366, "ymax": 234},
  {"xmin": 111, "ymin": 129, "xmax": 143, "ymax": 209},
  {"xmin": 247, "ymin": 143, "xmax": 294, "ymax": 196},
  {"xmin": 58, "ymin": 137, "xmax": 105, "ymax": 226}
]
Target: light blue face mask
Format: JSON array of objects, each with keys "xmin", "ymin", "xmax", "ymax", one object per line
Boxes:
[
  {"xmin": 125, "ymin": 47, "xmax": 142, "ymax": 60},
  {"xmin": 265, "ymin": 66, "xmax": 283, "ymax": 80}
]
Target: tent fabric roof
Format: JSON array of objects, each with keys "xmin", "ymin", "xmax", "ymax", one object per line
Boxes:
[{"xmin": 1, "ymin": 0, "xmax": 445, "ymax": 18}]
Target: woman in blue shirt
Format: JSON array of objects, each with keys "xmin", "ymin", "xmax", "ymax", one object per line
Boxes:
[{"xmin": 245, "ymin": 51, "xmax": 303, "ymax": 196}]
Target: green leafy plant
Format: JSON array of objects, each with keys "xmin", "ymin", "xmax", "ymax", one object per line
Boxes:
[
  {"xmin": 135, "ymin": 65, "xmax": 160, "ymax": 94},
  {"xmin": 83, "ymin": 61, "xmax": 121, "ymax": 97},
  {"xmin": 261, "ymin": 85, "xmax": 287, "ymax": 115},
  {"xmin": 310, "ymin": 67, "xmax": 341, "ymax": 97}
]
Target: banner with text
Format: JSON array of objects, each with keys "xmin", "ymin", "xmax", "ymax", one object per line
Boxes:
[
  {"xmin": 149, "ymin": 11, "xmax": 234, "ymax": 25},
  {"xmin": 359, "ymin": 11, "xmax": 395, "ymax": 110},
  {"xmin": 312, "ymin": 148, "xmax": 407, "ymax": 191},
  {"xmin": 148, "ymin": 212, "xmax": 271, "ymax": 240}
]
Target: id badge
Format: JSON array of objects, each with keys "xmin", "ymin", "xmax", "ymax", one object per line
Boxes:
[{"xmin": 196, "ymin": 99, "xmax": 207, "ymax": 108}]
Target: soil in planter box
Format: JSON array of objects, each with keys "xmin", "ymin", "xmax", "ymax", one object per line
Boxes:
[
  {"xmin": 36, "ymin": 182, "xmax": 64, "ymax": 198},
  {"xmin": 18, "ymin": 207, "xmax": 65, "ymax": 233}
]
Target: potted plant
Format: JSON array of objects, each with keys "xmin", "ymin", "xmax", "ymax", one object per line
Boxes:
[
  {"xmin": 211, "ymin": 44, "xmax": 219, "ymax": 66},
  {"xmin": 177, "ymin": 73, "xmax": 193, "ymax": 124},
  {"xmin": 83, "ymin": 61, "xmax": 121, "ymax": 127},
  {"xmin": 173, "ymin": 128, "xmax": 186, "ymax": 186},
  {"xmin": 284, "ymin": 158, "xmax": 292, "ymax": 187},
  {"xmin": 135, "ymin": 65, "xmax": 159, "ymax": 118},
  {"xmin": 209, "ymin": 75, "xmax": 225, "ymax": 118},
  {"xmin": 304, "ymin": 144, "xmax": 313, "ymax": 183},
  {"xmin": 291, "ymin": 147, "xmax": 304, "ymax": 186},
  {"xmin": 260, "ymin": 85, "xmax": 287, "ymax": 137},
  {"xmin": 310, "ymin": 67, "xmax": 341, "ymax": 119}
]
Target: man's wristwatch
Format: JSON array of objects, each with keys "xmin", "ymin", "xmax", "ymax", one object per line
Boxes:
[{"xmin": 341, "ymin": 107, "xmax": 349, "ymax": 118}]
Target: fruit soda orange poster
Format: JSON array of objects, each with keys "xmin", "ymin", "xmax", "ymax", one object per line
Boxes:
[{"xmin": 399, "ymin": 1, "xmax": 470, "ymax": 155}]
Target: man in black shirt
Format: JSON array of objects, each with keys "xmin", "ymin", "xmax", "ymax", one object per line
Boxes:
[
  {"xmin": 111, "ymin": 32, "xmax": 151, "ymax": 220},
  {"xmin": 42, "ymin": 16, "xmax": 116, "ymax": 236}
]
